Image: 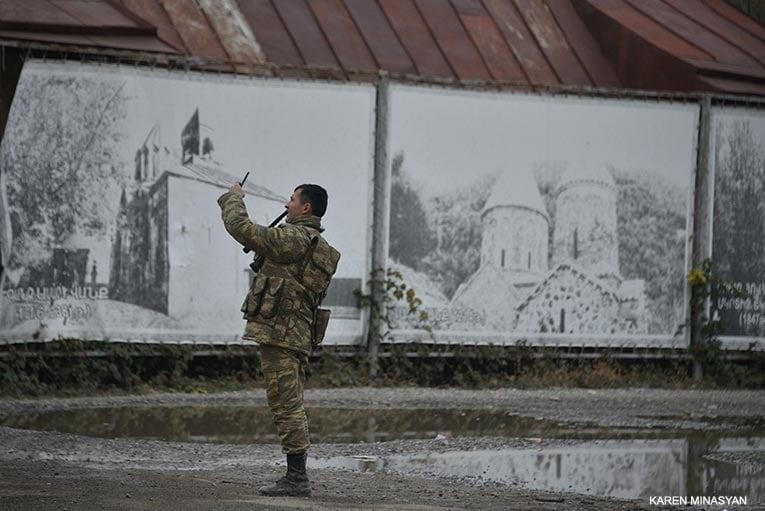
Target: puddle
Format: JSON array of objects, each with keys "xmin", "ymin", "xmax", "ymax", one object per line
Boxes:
[
  {"xmin": 1, "ymin": 406, "xmax": 763, "ymax": 503},
  {"xmin": 0, "ymin": 406, "xmax": 572, "ymax": 444},
  {"xmin": 314, "ymin": 436, "xmax": 764, "ymax": 503}
]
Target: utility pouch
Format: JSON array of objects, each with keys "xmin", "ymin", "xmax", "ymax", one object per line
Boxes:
[
  {"xmin": 312, "ymin": 307, "xmax": 331, "ymax": 347},
  {"xmin": 244, "ymin": 275, "xmax": 284, "ymax": 323}
]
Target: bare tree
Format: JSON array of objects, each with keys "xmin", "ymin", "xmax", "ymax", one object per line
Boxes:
[
  {"xmin": 712, "ymin": 120, "xmax": 765, "ymax": 336},
  {"xmin": 614, "ymin": 167, "xmax": 686, "ymax": 333},
  {"xmin": 2, "ymin": 74, "xmax": 128, "ymax": 273},
  {"xmin": 713, "ymin": 120, "xmax": 765, "ymax": 279},
  {"xmin": 389, "ymin": 152, "xmax": 436, "ymax": 271},
  {"xmin": 420, "ymin": 174, "xmax": 495, "ymax": 299}
]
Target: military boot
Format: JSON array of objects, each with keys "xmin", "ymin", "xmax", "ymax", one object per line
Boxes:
[{"xmin": 259, "ymin": 453, "xmax": 311, "ymax": 497}]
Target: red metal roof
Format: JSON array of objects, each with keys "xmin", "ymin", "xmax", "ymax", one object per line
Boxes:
[{"xmin": 1, "ymin": 0, "xmax": 764, "ymax": 95}]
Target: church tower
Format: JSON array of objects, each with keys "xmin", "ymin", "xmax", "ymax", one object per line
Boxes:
[
  {"xmin": 552, "ymin": 163, "xmax": 619, "ymax": 277},
  {"xmin": 481, "ymin": 168, "xmax": 549, "ymax": 282},
  {"xmin": 134, "ymin": 123, "xmax": 161, "ymax": 187}
]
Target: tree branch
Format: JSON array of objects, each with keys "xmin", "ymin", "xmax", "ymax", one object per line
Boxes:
[{"xmin": 49, "ymin": 81, "xmax": 126, "ymax": 199}]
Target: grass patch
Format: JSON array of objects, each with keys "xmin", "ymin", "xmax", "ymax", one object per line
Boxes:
[{"xmin": 1, "ymin": 340, "xmax": 763, "ymax": 398}]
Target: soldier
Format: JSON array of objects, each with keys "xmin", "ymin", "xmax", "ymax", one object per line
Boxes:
[{"xmin": 218, "ymin": 182, "xmax": 340, "ymax": 497}]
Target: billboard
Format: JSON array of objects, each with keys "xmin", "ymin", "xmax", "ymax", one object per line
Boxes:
[
  {"xmin": 710, "ymin": 108, "xmax": 765, "ymax": 348},
  {"xmin": 386, "ymin": 85, "xmax": 698, "ymax": 347},
  {"xmin": 0, "ymin": 60, "xmax": 374, "ymax": 344}
]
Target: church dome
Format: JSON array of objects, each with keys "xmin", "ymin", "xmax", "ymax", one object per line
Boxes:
[
  {"xmin": 483, "ymin": 168, "xmax": 548, "ymax": 220},
  {"xmin": 556, "ymin": 163, "xmax": 616, "ymax": 194}
]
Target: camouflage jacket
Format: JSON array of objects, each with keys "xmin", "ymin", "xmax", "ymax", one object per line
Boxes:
[{"xmin": 217, "ymin": 191, "xmax": 340, "ymax": 354}]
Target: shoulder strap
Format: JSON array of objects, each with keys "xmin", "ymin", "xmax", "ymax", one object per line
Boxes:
[{"xmin": 297, "ymin": 229, "xmax": 320, "ymax": 282}]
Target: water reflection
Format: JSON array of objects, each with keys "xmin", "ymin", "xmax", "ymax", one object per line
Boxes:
[
  {"xmin": 0, "ymin": 406, "xmax": 568, "ymax": 443},
  {"xmin": 314, "ymin": 436, "xmax": 763, "ymax": 504},
  {"xmin": 700, "ymin": 438, "xmax": 765, "ymax": 503},
  {"xmin": 316, "ymin": 440, "xmax": 688, "ymax": 499}
]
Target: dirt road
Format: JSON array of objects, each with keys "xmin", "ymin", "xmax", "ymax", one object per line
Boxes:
[{"xmin": 1, "ymin": 387, "xmax": 762, "ymax": 510}]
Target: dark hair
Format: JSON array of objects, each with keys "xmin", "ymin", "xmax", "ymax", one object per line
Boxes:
[{"xmin": 295, "ymin": 184, "xmax": 328, "ymax": 217}]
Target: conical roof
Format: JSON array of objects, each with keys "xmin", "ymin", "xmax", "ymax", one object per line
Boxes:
[
  {"xmin": 556, "ymin": 162, "xmax": 616, "ymax": 193},
  {"xmin": 482, "ymin": 168, "xmax": 548, "ymax": 219}
]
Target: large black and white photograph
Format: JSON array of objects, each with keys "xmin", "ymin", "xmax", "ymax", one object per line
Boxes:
[
  {"xmin": 387, "ymin": 86, "xmax": 698, "ymax": 345},
  {"xmin": 0, "ymin": 60, "xmax": 374, "ymax": 344},
  {"xmin": 711, "ymin": 108, "xmax": 765, "ymax": 343}
]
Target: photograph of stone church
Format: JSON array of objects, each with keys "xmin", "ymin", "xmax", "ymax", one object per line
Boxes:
[
  {"xmin": 0, "ymin": 61, "xmax": 374, "ymax": 344},
  {"xmin": 109, "ymin": 108, "xmax": 283, "ymax": 318},
  {"xmin": 388, "ymin": 154, "xmax": 686, "ymax": 339},
  {"xmin": 450, "ymin": 163, "xmax": 646, "ymax": 335},
  {"xmin": 387, "ymin": 88, "xmax": 695, "ymax": 341}
]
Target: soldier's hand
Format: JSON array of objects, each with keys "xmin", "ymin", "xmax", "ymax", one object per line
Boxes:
[{"xmin": 229, "ymin": 183, "xmax": 245, "ymax": 197}]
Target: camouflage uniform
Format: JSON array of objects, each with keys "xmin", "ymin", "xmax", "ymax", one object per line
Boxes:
[{"xmin": 218, "ymin": 191, "xmax": 340, "ymax": 455}]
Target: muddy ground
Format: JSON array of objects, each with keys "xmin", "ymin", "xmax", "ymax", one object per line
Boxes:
[{"xmin": 0, "ymin": 387, "xmax": 763, "ymax": 510}]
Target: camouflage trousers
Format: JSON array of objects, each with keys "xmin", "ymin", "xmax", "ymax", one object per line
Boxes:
[{"xmin": 259, "ymin": 344, "xmax": 310, "ymax": 454}]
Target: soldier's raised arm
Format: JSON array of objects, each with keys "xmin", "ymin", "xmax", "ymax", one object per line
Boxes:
[{"xmin": 217, "ymin": 186, "xmax": 308, "ymax": 262}]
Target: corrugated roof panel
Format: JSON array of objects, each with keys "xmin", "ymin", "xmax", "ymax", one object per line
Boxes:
[
  {"xmin": 378, "ymin": 0, "xmax": 454, "ymax": 78},
  {"xmin": 515, "ymin": 0, "xmax": 592, "ymax": 86},
  {"xmin": 0, "ymin": 0, "xmax": 179, "ymax": 54},
  {"xmin": 307, "ymin": 0, "xmax": 378, "ymax": 72},
  {"xmin": 343, "ymin": 0, "xmax": 416, "ymax": 74},
  {"xmin": 157, "ymin": 0, "xmax": 229, "ymax": 61},
  {"xmin": 688, "ymin": 58, "xmax": 765, "ymax": 81},
  {"xmin": 572, "ymin": 0, "xmax": 700, "ymax": 91},
  {"xmin": 664, "ymin": 0, "xmax": 765, "ymax": 67},
  {"xmin": 238, "ymin": 0, "xmax": 305, "ymax": 67},
  {"xmin": 627, "ymin": 0, "xmax": 760, "ymax": 69},
  {"xmin": 0, "ymin": 29, "xmax": 97, "ymax": 45},
  {"xmin": 451, "ymin": 0, "xmax": 528, "ymax": 83},
  {"xmin": 87, "ymin": 33, "xmax": 179, "ymax": 52},
  {"xmin": 700, "ymin": 75, "xmax": 765, "ymax": 96},
  {"xmin": 462, "ymin": 18, "xmax": 528, "ymax": 82},
  {"xmin": 582, "ymin": 0, "xmax": 712, "ymax": 62},
  {"xmin": 546, "ymin": 0, "xmax": 620, "ymax": 87},
  {"xmin": 0, "ymin": 0, "xmax": 80, "ymax": 25},
  {"xmin": 272, "ymin": 0, "xmax": 341, "ymax": 69},
  {"xmin": 0, "ymin": 27, "xmax": 175, "ymax": 54},
  {"xmin": 483, "ymin": 0, "xmax": 559, "ymax": 85},
  {"xmin": 51, "ymin": 0, "xmax": 144, "ymax": 27},
  {"xmin": 451, "ymin": 0, "xmax": 483, "ymax": 16},
  {"xmin": 197, "ymin": 0, "xmax": 264, "ymax": 66},
  {"xmin": 115, "ymin": 0, "xmax": 186, "ymax": 52},
  {"xmin": 414, "ymin": 0, "xmax": 491, "ymax": 80},
  {"xmin": 701, "ymin": 0, "xmax": 765, "ymax": 43}
]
